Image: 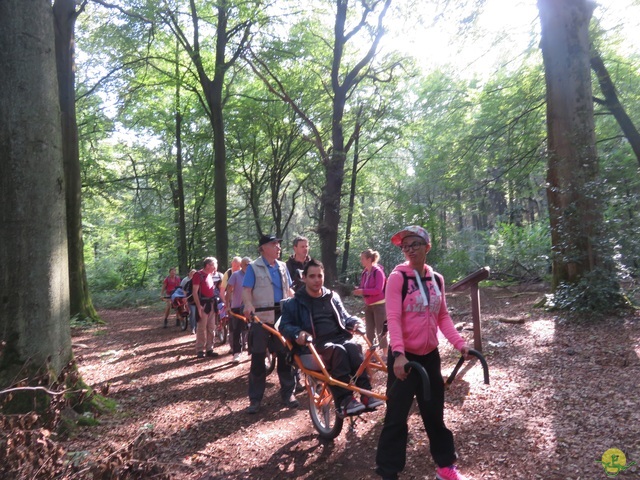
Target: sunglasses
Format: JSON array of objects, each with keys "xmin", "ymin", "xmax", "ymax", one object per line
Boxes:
[{"xmin": 399, "ymin": 241, "xmax": 427, "ymax": 252}]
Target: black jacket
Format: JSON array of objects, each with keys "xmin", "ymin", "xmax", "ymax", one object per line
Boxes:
[
  {"xmin": 285, "ymin": 255, "xmax": 310, "ymax": 291},
  {"xmin": 279, "ymin": 287, "xmax": 360, "ymax": 345}
]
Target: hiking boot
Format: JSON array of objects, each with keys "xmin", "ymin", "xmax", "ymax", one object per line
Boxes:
[
  {"xmin": 362, "ymin": 395, "xmax": 385, "ymax": 409},
  {"xmin": 232, "ymin": 353, "xmax": 241, "ymax": 364},
  {"xmin": 206, "ymin": 350, "xmax": 219, "ymax": 358},
  {"xmin": 436, "ymin": 465, "xmax": 469, "ymax": 480},
  {"xmin": 339, "ymin": 396, "xmax": 366, "ymax": 416},
  {"xmin": 283, "ymin": 394, "xmax": 299, "ymax": 409},
  {"xmin": 246, "ymin": 401, "xmax": 260, "ymax": 414},
  {"xmin": 163, "ymin": 318, "xmax": 168, "ymax": 328},
  {"xmin": 197, "ymin": 351, "xmax": 204, "ymax": 358}
]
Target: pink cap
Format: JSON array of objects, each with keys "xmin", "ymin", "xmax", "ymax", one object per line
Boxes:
[{"xmin": 391, "ymin": 225, "xmax": 430, "ymax": 246}]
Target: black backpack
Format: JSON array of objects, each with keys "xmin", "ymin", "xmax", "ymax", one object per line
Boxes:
[
  {"xmin": 183, "ymin": 278, "xmax": 194, "ymax": 303},
  {"xmin": 183, "ymin": 278, "xmax": 193, "ymax": 295},
  {"xmin": 398, "ymin": 270, "xmax": 443, "ymax": 302},
  {"xmin": 184, "ymin": 271, "xmax": 207, "ymax": 302}
]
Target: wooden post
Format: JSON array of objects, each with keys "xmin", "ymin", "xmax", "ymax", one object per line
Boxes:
[{"xmin": 450, "ymin": 267, "xmax": 490, "ymax": 352}]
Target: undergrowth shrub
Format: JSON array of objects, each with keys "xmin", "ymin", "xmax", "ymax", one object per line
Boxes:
[
  {"xmin": 87, "ymin": 255, "xmax": 124, "ymax": 291},
  {"xmin": 484, "ymin": 221, "xmax": 551, "ymax": 282},
  {"xmin": 544, "ymin": 268, "xmax": 631, "ymax": 314},
  {"xmin": 91, "ymin": 288, "xmax": 160, "ymax": 309},
  {"xmin": 87, "ymin": 252, "xmax": 159, "ymax": 291}
]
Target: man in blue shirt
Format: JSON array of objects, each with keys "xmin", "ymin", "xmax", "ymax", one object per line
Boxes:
[{"xmin": 242, "ymin": 235, "xmax": 297, "ymax": 414}]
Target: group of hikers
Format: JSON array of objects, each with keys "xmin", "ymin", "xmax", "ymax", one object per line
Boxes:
[{"xmin": 160, "ymin": 227, "xmax": 473, "ymax": 480}]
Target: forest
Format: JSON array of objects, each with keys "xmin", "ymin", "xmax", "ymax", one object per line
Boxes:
[
  {"xmin": 71, "ymin": 0, "xmax": 640, "ymax": 308},
  {"xmin": 1, "ymin": 0, "xmax": 640, "ymax": 478}
]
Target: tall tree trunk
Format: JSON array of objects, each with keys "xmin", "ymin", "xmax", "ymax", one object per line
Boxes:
[
  {"xmin": 538, "ymin": 0, "xmax": 606, "ymax": 286},
  {"xmin": 53, "ymin": 0, "xmax": 99, "ymax": 322},
  {"xmin": 0, "ymin": 0, "xmax": 72, "ymax": 383},
  {"xmin": 439, "ymin": 209, "xmax": 447, "ymax": 252},
  {"xmin": 456, "ymin": 190, "xmax": 464, "ymax": 231},
  {"xmin": 211, "ymin": 72, "xmax": 228, "ymax": 271},
  {"xmin": 590, "ymin": 48, "xmax": 640, "ymax": 165},
  {"xmin": 320, "ymin": 87, "xmax": 348, "ymax": 283},
  {"xmin": 173, "ymin": 49, "xmax": 188, "ymax": 274},
  {"xmin": 244, "ymin": 0, "xmax": 389, "ymax": 284},
  {"xmin": 319, "ymin": 0, "xmax": 390, "ymax": 285},
  {"xmin": 341, "ymin": 120, "xmax": 361, "ymax": 277},
  {"xmin": 167, "ymin": 0, "xmax": 251, "ymax": 272},
  {"xmin": 198, "ymin": 0, "xmax": 231, "ymax": 272}
]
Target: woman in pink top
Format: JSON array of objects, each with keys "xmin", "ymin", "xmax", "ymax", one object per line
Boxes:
[
  {"xmin": 353, "ymin": 249, "xmax": 388, "ymax": 354},
  {"xmin": 375, "ymin": 226, "xmax": 472, "ymax": 480}
]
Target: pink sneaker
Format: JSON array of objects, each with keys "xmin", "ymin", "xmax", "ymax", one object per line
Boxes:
[{"xmin": 436, "ymin": 465, "xmax": 469, "ymax": 480}]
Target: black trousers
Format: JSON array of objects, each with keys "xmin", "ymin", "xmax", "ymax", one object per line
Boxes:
[
  {"xmin": 375, "ymin": 348, "xmax": 457, "ymax": 477},
  {"xmin": 317, "ymin": 334, "xmax": 372, "ymax": 406},
  {"xmin": 248, "ymin": 322, "xmax": 295, "ymax": 403}
]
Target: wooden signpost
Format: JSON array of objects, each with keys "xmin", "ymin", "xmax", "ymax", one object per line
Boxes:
[{"xmin": 450, "ymin": 267, "xmax": 490, "ymax": 352}]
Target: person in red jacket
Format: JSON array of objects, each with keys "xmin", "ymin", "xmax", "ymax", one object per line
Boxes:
[
  {"xmin": 375, "ymin": 226, "xmax": 472, "ymax": 480},
  {"xmin": 161, "ymin": 267, "xmax": 181, "ymax": 328}
]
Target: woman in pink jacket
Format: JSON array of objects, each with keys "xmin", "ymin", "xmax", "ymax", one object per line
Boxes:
[
  {"xmin": 375, "ymin": 226, "xmax": 472, "ymax": 480},
  {"xmin": 353, "ymin": 249, "xmax": 388, "ymax": 356}
]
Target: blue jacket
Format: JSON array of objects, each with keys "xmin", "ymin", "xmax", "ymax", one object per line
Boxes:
[{"xmin": 279, "ymin": 287, "xmax": 360, "ymax": 346}]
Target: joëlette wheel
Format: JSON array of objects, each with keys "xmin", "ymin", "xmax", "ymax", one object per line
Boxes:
[{"xmin": 306, "ymin": 374, "xmax": 343, "ymax": 440}]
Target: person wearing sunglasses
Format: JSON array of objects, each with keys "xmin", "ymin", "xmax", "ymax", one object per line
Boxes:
[{"xmin": 375, "ymin": 226, "xmax": 472, "ymax": 480}]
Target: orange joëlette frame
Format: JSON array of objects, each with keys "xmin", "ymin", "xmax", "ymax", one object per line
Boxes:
[{"xmin": 229, "ymin": 311, "xmax": 389, "ymax": 402}]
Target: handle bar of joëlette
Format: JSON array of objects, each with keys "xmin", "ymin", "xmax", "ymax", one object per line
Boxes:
[
  {"xmin": 229, "ymin": 310, "xmax": 291, "ymax": 350},
  {"xmin": 445, "ymin": 348, "xmax": 490, "ymax": 387},
  {"xmin": 388, "ymin": 361, "xmax": 431, "ymax": 401}
]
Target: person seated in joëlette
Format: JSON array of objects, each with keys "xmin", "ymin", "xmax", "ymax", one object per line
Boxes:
[{"xmin": 279, "ymin": 258, "xmax": 384, "ymax": 416}]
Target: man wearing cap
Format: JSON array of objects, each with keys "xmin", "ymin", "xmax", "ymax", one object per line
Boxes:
[
  {"xmin": 375, "ymin": 226, "xmax": 472, "ymax": 480},
  {"xmin": 242, "ymin": 234, "xmax": 297, "ymax": 414}
]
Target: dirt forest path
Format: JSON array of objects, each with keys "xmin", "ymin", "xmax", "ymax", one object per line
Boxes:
[{"xmin": 64, "ymin": 285, "xmax": 640, "ymax": 480}]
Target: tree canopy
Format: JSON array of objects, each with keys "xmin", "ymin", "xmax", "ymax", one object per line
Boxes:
[{"xmin": 65, "ymin": 0, "xmax": 640, "ymax": 307}]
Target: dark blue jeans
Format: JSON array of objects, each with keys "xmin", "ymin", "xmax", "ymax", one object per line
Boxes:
[
  {"xmin": 188, "ymin": 304, "xmax": 197, "ymax": 332},
  {"xmin": 230, "ymin": 307, "xmax": 247, "ymax": 354},
  {"xmin": 375, "ymin": 348, "xmax": 457, "ymax": 477}
]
